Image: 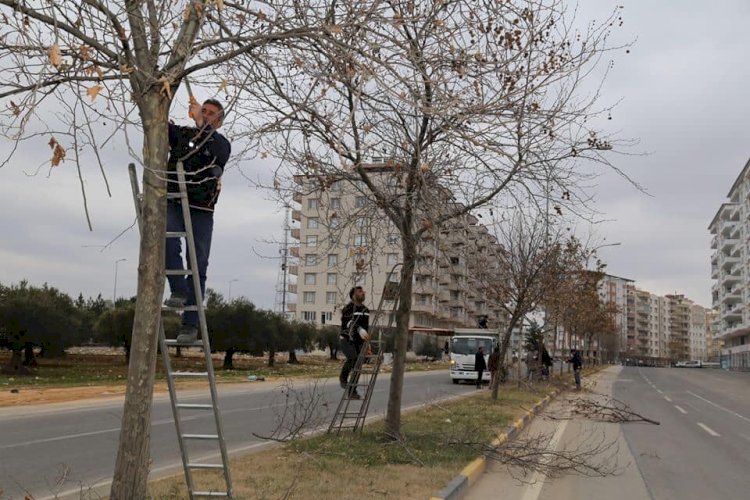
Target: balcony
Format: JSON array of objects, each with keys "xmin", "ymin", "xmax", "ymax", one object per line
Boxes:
[
  {"xmin": 287, "ymin": 303, "xmax": 297, "ymax": 312},
  {"xmin": 287, "ymin": 284, "xmax": 297, "ymax": 294},
  {"xmin": 291, "ymin": 209, "xmax": 301, "ymax": 222},
  {"xmin": 290, "ymin": 228, "xmax": 300, "ymax": 240},
  {"xmin": 412, "ymin": 302, "xmax": 436, "ymax": 314},
  {"xmin": 711, "ymin": 235, "xmax": 718, "ymax": 249},
  {"xmin": 293, "ymin": 191, "xmax": 302, "ymax": 204},
  {"xmin": 289, "ymin": 246, "xmax": 300, "ymax": 258},
  {"xmin": 722, "ymin": 237, "xmax": 739, "ymax": 252},
  {"xmin": 288, "ymin": 265, "xmax": 298, "ymax": 276}
]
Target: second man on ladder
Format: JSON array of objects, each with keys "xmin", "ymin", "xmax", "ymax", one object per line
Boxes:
[
  {"xmin": 339, "ymin": 286, "xmax": 370, "ymax": 399},
  {"xmin": 165, "ymin": 98, "xmax": 231, "ymax": 344}
]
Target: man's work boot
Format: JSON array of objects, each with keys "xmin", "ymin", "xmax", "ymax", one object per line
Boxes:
[
  {"xmin": 340, "ymin": 380, "xmax": 348, "ymax": 389},
  {"xmin": 164, "ymin": 293, "xmax": 188, "ymax": 308},
  {"xmin": 348, "ymin": 390, "xmax": 361, "ymax": 400},
  {"xmin": 175, "ymin": 325, "xmax": 199, "ymax": 344}
]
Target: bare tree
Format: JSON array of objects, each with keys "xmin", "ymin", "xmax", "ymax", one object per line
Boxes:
[
  {"xmin": 0, "ymin": 2, "xmax": 326, "ymax": 496},
  {"xmin": 247, "ymin": 0, "xmax": 629, "ymax": 438}
]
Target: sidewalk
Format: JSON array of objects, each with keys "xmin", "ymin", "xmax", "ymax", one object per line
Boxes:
[{"xmin": 465, "ymin": 366, "xmax": 652, "ymax": 500}]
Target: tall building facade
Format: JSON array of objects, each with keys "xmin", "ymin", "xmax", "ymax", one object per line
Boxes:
[
  {"xmin": 287, "ymin": 167, "xmax": 505, "ymax": 335},
  {"xmin": 709, "ymin": 159, "xmax": 750, "ymax": 369},
  {"xmin": 598, "ymin": 274, "xmax": 633, "ymax": 356}
]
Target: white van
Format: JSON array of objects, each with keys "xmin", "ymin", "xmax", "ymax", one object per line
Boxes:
[{"xmin": 449, "ymin": 329, "xmax": 499, "ymax": 384}]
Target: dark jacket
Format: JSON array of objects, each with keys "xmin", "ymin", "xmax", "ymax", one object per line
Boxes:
[
  {"xmin": 569, "ymin": 351, "xmax": 582, "ymax": 370},
  {"xmin": 475, "ymin": 351, "xmax": 487, "ymax": 371},
  {"xmin": 340, "ymin": 302, "xmax": 369, "ymax": 343},
  {"xmin": 167, "ymin": 123, "xmax": 231, "ymax": 211}
]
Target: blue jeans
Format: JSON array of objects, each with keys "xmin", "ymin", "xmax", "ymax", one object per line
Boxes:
[{"xmin": 166, "ymin": 202, "xmax": 214, "ymax": 327}]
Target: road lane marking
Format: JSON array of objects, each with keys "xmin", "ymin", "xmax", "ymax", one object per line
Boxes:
[
  {"xmin": 697, "ymin": 422, "xmax": 720, "ymax": 437},
  {"xmin": 663, "ymin": 396, "xmax": 672, "ymax": 402},
  {"xmin": 519, "ymin": 419, "xmax": 570, "ymax": 500},
  {"xmin": 674, "ymin": 405, "xmax": 688, "ymax": 414},
  {"xmin": 686, "ymin": 390, "xmax": 750, "ymax": 424}
]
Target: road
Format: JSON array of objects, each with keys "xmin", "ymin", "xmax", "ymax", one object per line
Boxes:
[
  {"xmin": 468, "ymin": 366, "xmax": 750, "ymax": 500},
  {"xmin": 0, "ymin": 369, "xmax": 468, "ymax": 500}
]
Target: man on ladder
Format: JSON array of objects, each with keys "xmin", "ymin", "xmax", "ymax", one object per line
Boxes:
[
  {"xmin": 339, "ymin": 286, "xmax": 370, "ymax": 399},
  {"xmin": 164, "ymin": 98, "xmax": 231, "ymax": 344}
]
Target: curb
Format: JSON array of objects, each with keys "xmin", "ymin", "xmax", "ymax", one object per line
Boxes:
[{"xmin": 430, "ymin": 389, "xmax": 559, "ymax": 500}]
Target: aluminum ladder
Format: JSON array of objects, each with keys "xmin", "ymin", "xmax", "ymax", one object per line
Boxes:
[{"xmin": 129, "ymin": 162, "xmax": 233, "ymax": 499}]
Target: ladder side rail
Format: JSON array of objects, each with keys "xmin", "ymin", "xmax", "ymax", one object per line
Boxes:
[
  {"xmin": 129, "ymin": 163, "xmax": 198, "ymax": 496},
  {"xmin": 175, "ymin": 161, "xmax": 234, "ymax": 496}
]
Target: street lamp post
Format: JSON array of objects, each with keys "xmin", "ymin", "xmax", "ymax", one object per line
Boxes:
[
  {"xmin": 113, "ymin": 258, "xmax": 127, "ymax": 307},
  {"xmin": 228, "ymin": 278, "xmax": 239, "ymax": 302}
]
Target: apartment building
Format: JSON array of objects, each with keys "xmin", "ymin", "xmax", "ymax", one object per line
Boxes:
[
  {"xmin": 598, "ymin": 274, "xmax": 633, "ymax": 356},
  {"xmin": 709, "ymin": 158, "xmax": 750, "ymax": 369},
  {"xmin": 287, "ymin": 167, "xmax": 505, "ymax": 337}
]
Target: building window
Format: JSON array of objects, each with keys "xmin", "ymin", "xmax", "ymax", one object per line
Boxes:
[
  {"xmin": 355, "ymin": 196, "xmax": 367, "ymax": 208},
  {"xmin": 321, "ymin": 311, "xmax": 333, "ymax": 324},
  {"xmin": 326, "ymin": 292, "xmax": 337, "ymax": 304},
  {"xmin": 303, "ymin": 291, "xmax": 316, "ymax": 304},
  {"xmin": 387, "ymin": 233, "xmax": 399, "ymax": 245},
  {"xmin": 354, "ymin": 234, "xmax": 367, "ymax": 246},
  {"xmin": 306, "ymin": 235, "xmax": 317, "ymax": 247},
  {"xmin": 354, "ymin": 179, "xmax": 367, "ymax": 190},
  {"xmin": 327, "ymin": 273, "xmax": 337, "ymax": 285},
  {"xmin": 387, "ymin": 253, "xmax": 398, "ymax": 266},
  {"xmin": 330, "ymin": 180, "xmax": 342, "ymax": 191},
  {"xmin": 304, "ymin": 273, "xmax": 316, "ymax": 285},
  {"xmin": 305, "ymin": 254, "xmax": 317, "ymax": 266},
  {"xmin": 330, "ymin": 198, "xmax": 341, "ymax": 209},
  {"xmin": 307, "ymin": 198, "xmax": 318, "ymax": 210},
  {"xmin": 355, "ymin": 217, "xmax": 368, "ymax": 228},
  {"xmin": 302, "ymin": 311, "xmax": 317, "ymax": 322},
  {"xmin": 387, "ymin": 272, "xmax": 400, "ymax": 283},
  {"xmin": 330, "ymin": 216, "xmax": 340, "ymax": 229},
  {"xmin": 354, "ymin": 274, "xmax": 366, "ymax": 285},
  {"xmin": 328, "ymin": 254, "xmax": 338, "ymax": 267},
  {"xmin": 307, "ymin": 217, "xmax": 319, "ymax": 229}
]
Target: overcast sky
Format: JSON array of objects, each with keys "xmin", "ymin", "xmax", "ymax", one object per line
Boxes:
[{"xmin": 2, "ymin": 1, "xmax": 749, "ymax": 310}]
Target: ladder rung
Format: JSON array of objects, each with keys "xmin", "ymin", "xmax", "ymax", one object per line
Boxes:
[
  {"xmin": 193, "ymin": 491, "xmax": 229, "ymax": 497},
  {"xmin": 172, "ymin": 371, "xmax": 209, "ymax": 377},
  {"xmin": 165, "ymin": 269, "xmax": 195, "ymax": 275},
  {"xmin": 166, "ymin": 231, "xmax": 187, "ymax": 238},
  {"xmin": 177, "ymin": 403, "xmax": 214, "ymax": 410},
  {"xmin": 165, "ymin": 339, "xmax": 203, "ymax": 347},
  {"xmin": 187, "ymin": 463, "xmax": 225, "ymax": 470},
  {"xmin": 182, "ymin": 433, "xmax": 219, "ymax": 440}
]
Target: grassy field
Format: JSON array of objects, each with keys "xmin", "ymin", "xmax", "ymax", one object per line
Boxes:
[
  {"xmin": 148, "ymin": 385, "xmax": 553, "ymax": 499},
  {"xmin": 0, "ymin": 349, "xmax": 449, "ymax": 389}
]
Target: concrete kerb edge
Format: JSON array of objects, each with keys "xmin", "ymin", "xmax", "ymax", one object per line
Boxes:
[{"xmin": 431, "ymin": 388, "xmax": 560, "ymax": 500}]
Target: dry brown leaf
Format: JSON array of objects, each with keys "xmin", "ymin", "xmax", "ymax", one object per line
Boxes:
[
  {"xmin": 260, "ymin": 151, "xmax": 268, "ymax": 159},
  {"xmin": 273, "ymin": 178, "xmax": 280, "ymax": 189},
  {"xmin": 48, "ymin": 44, "xmax": 62, "ymax": 68},
  {"xmin": 79, "ymin": 44, "xmax": 91, "ymax": 61},
  {"xmin": 48, "ymin": 137, "xmax": 57, "ymax": 148},
  {"xmin": 94, "ymin": 65, "xmax": 104, "ymax": 79},
  {"xmin": 215, "ymin": 0, "xmax": 225, "ymax": 9},
  {"xmin": 50, "ymin": 139, "xmax": 66, "ymax": 167},
  {"xmin": 326, "ymin": 24, "xmax": 342, "ymax": 34},
  {"xmin": 218, "ymin": 79, "xmax": 229, "ymax": 93},
  {"xmin": 86, "ymin": 85, "xmax": 102, "ymax": 102},
  {"xmin": 9, "ymin": 101, "xmax": 20, "ymax": 116}
]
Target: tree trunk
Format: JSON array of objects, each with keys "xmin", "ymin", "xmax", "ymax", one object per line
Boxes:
[
  {"xmin": 268, "ymin": 350, "xmax": 276, "ymax": 367},
  {"xmin": 1, "ymin": 349, "xmax": 29, "ymax": 375},
  {"xmin": 110, "ymin": 93, "xmax": 169, "ymax": 500},
  {"xmin": 492, "ymin": 313, "xmax": 522, "ymax": 400},
  {"xmin": 328, "ymin": 343, "xmax": 337, "ymax": 360},
  {"xmin": 223, "ymin": 347, "xmax": 235, "ymax": 370},
  {"xmin": 288, "ymin": 349, "xmax": 299, "ymax": 364},
  {"xmin": 385, "ymin": 236, "xmax": 416, "ymax": 439},
  {"xmin": 22, "ymin": 343, "xmax": 36, "ymax": 367}
]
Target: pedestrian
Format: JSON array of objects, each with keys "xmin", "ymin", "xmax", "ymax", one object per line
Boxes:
[
  {"xmin": 475, "ymin": 346, "xmax": 487, "ymax": 389},
  {"xmin": 488, "ymin": 346, "xmax": 501, "ymax": 389},
  {"xmin": 567, "ymin": 348, "xmax": 583, "ymax": 390},
  {"xmin": 165, "ymin": 98, "xmax": 231, "ymax": 344},
  {"xmin": 339, "ymin": 286, "xmax": 370, "ymax": 399},
  {"xmin": 541, "ymin": 347, "xmax": 553, "ymax": 380}
]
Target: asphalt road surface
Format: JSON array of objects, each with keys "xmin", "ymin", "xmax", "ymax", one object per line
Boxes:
[
  {"xmin": 468, "ymin": 366, "xmax": 750, "ymax": 500},
  {"xmin": 0, "ymin": 369, "xmax": 469, "ymax": 500}
]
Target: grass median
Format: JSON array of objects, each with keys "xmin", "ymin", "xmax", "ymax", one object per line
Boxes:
[{"xmin": 148, "ymin": 383, "xmax": 554, "ymax": 499}]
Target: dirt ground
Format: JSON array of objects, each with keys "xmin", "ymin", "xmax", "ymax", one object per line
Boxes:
[{"xmin": 0, "ymin": 382, "xmax": 170, "ymax": 407}]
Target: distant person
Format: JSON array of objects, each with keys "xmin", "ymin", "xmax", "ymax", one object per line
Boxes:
[
  {"xmin": 478, "ymin": 316, "xmax": 488, "ymax": 329},
  {"xmin": 567, "ymin": 348, "xmax": 583, "ymax": 390},
  {"xmin": 541, "ymin": 347, "xmax": 553, "ymax": 380},
  {"xmin": 475, "ymin": 346, "xmax": 487, "ymax": 389},
  {"xmin": 339, "ymin": 286, "xmax": 370, "ymax": 399},
  {"xmin": 443, "ymin": 340, "xmax": 450, "ymax": 361},
  {"xmin": 488, "ymin": 346, "xmax": 501, "ymax": 389}
]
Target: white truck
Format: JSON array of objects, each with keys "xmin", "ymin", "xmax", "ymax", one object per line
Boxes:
[{"xmin": 449, "ymin": 328, "xmax": 500, "ymax": 384}]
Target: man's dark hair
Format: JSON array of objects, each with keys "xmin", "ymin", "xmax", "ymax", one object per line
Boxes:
[
  {"xmin": 203, "ymin": 98, "xmax": 225, "ymax": 122},
  {"xmin": 349, "ymin": 286, "xmax": 363, "ymax": 299}
]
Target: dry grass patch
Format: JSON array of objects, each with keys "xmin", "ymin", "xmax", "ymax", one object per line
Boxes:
[{"xmin": 149, "ymin": 385, "xmax": 552, "ymax": 499}]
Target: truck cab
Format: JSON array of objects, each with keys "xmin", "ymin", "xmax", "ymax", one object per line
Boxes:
[{"xmin": 449, "ymin": 329, "xmax": 499, "ymax": 384}]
